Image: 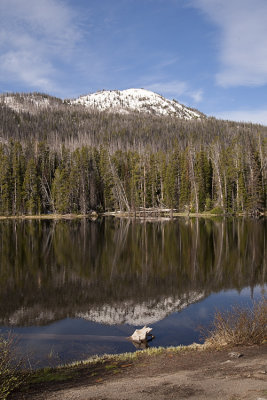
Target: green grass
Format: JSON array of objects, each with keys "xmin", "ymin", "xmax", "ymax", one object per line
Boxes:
[
  {"xmin": 105, "ymin": 364, "xmax": 118, "ymax": 370},
  {"xmin": 29, "ymin": 369, "xmax": 74, "ymax": 384}
]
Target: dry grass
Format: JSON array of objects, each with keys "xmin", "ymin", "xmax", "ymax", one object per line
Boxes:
[
  {"xmin": 0, "ymin": 333, "xmax": 28, "ymax": 400},
  {"xmin": 0, "ymin": 213, "xmax": 92, "ymax": 220},
  {"xmin": 203, "ymin": 298, "xmax": 267, "ymax": 348},
  {"xmin": 58, "ymin": 343, "xmax": 206, "ymax": 370}
]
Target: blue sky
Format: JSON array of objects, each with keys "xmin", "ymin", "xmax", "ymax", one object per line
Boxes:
[{"xmin": 0, "ymin": 0, "xmax": 267, "ymax": 125}]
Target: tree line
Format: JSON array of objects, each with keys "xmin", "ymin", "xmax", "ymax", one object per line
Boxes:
[
  {"xmin": 0, "ymin": 94, "xmax": 266, "ymax": 215},
  {"xmin": 0, "ymin": 136, "xmax": 265, "ymax": 215}
]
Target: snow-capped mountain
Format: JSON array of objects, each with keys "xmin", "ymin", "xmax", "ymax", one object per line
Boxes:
[
  {"xmin": 76, "ymin": 292, "xmax": 205, "ymax": 326},
  {"xmin": 1, "ymin": 89, "xmax": 204, "ymax": 119},
  {"xmin": 1, "ymin": 292, "xmax": 205, "ymax": 326},
  {"xmin": 71, "ymin": 88, "xmax": 204, "ymax": 119}
]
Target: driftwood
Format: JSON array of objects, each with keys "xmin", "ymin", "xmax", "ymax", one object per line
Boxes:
[{"xmin": 130, "ymin": 326, "xmax": 153, "ymax": 344}]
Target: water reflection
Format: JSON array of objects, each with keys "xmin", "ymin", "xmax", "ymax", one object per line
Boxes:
[{"xmin": 0, "ymin": 217, "xmax": 265, "ymax": 327}]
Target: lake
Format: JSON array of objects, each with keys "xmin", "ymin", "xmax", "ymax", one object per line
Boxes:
[{"xmin": 0, "ymin": 217, "xmax": 266, "ymax": 367}]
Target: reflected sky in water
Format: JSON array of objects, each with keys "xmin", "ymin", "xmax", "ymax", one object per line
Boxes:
[{"xmin": 0, "ymin": 217, "xmax": 266, "ymax": 367}]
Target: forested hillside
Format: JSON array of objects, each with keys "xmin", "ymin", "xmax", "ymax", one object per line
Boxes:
[{"xmin": 0, "ymin": 94, "xmax": 266, "ymax": 215}]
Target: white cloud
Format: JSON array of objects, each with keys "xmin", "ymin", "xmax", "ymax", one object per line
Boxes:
[
  {"xmin": 145, "ymin": 80, "xmax": 188, "ymax": 97},
  {"xmin": 193, "ymin": 0, "xmax": 267, "ymax": 87},
  {"xmin": 144, "ymin": 80, "xmax": 203, "ymax": 103},
  {"xmin": 0, "ymin": 0, "xmax": 81, "ymax": 92},
  {"xmin": 189, "ymin": 89, "xmax": 203, "ymax": 103},
  {"xmin": 0, "ymin": 51, "xmax": 56, "ymax": 91},
  {"xmin": 215, "ymin": 109, "xmax": 267, "ymax": 126}
]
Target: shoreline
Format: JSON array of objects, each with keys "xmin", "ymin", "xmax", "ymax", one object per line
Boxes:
[
  {"xmin": 11, "ymin": 343, "xmax": 267, "ymax": 400},
  {"xmin": 0, "ymin": 211, "xmax": 266, "ymax": 220}
]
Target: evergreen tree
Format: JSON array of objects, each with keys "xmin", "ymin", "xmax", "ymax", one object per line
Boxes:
[
  {"xmin": 51, "ymin": 166, "xmax": 70, "ymax": 214},
  {"xmin": 128, "ymin": 151, "xmax": 141, "ymax": 211},
  {"xmin": 164, "ymin": 152, "xmax": 179, "ymax": 210},
  {"xmin": 179, "ymin": 149, "xmax": 191, "ymax": 211},
  {"xmin": 37, "ymin": 142, "xmax": 55, "ymax": 213},
  {"xmin": 0, "ymin": 145, "xmax": 11, "ymax": 215},
  {"xmin": 99, "ymin": 147, "xmax": 116, "ymax": 210},
  {"xmin": 23, "ymin": 158, "xmax": 40, "ymax": 215},
  {"xmin": 10, "ymin": 141, "xmax": 24, "ymax": 215},
  {"xmin": 247, "ymin": 151, "xmax": 264, "ymax": 214}
]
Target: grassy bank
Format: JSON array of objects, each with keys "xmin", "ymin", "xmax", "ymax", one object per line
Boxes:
[
  {"xmin": 0, "ymin": 212, "xmax": 226, "ymax": 220},
  {"xmin": 6, "ymin": 344, "xmax": 208, "ymax": 399},
  {"xmin": 0, "ymin": 210, "xmax": 266, "ymax": 221},
  {"xmin": 0, "ymin": 213, "xmax": 97, "ymax": 221},
  {"xmin": 2, "ymin": 299, "xmax": 266, "ymax": 399}
]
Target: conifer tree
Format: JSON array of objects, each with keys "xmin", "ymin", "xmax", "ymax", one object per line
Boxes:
[
  {"xmin": 51, "ymin": 167, "xmax": 70, "ymax": 214},
  {"xmin": 247, "ymin": 151, "xmax": 264, "ymax": 214},
  {"xmin": 99, "ymin": 147, "xmax": 115, "ymax": 210},
  {"xmin": 23, "ymin": 158, "xmax": 40, "ymax": 215},
  {"xmin": 179, "ymin": 148, "xmax": 191, "ymax": 211},
  {"xmin": 0, "ymin": 145, "xmax": 11, "ymax": 215},
  {"xmin": 37, "ymin": 142, "xmax": 55, "ymax": 213},
  {"xmin": 195, "ymin": 150, "xmax": 213, "ymax": 212},
  {"xmin": 10, "ymin": 141, "xmax": 24, "ymax": 215},
  {"xmin": 163, "ymin": 152, "xmax": 179, "ymax": 210},
  {"xmin": 129, "ymin": 151, "xmax": 141, "ymax": 211}
]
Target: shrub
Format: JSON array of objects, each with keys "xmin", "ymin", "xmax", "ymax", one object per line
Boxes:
[
  {"xmin": 0, "ymin": 333, "xmax": 27, "ymax": 400},
  {"xmin": 205, "ymin": 197, "xmax": 212, "ymax": 211},
  {"xmin": 210, "ymin": 206, "xmax": 224, "ymax": 215},
  {"xmin": 203, "ymin": 299, "xmax": 267, "ymax": 348}
]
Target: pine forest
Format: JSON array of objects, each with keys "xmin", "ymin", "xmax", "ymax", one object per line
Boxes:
[{"xmin": 0, "ymin": 95, "xmax": 266, "ymax": 216}]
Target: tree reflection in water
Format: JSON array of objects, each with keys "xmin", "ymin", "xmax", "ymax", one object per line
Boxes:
[{"xmin": 0, "ymin": 217, "xmax": 265, "ymax": 327}]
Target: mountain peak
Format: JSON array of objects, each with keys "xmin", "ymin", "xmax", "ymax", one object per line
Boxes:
[
  {"xmin": 71, "ymin": 88, "xmax": 204, "ymax": 119},
  {"xmin": 1, "ymin": 89, "xmax": 205, "ymax": 120}
]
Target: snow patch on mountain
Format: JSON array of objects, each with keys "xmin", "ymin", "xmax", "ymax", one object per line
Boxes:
[
  {"xmin": 1, "ymin": 306, "xmax": 57, "ymax": 326},
  {"xmin": 1, "ymin": 93, "xmax": 63, "ymax": 114},
  {"xmin": 71, "ymin": 89, "xmax": 204, "ymax": 119},
  {"xmin": 1, "ymin": 292, "xmax": 205, "ymax": 326},
  {"xmin": 76, "ymin": 292, "xmax": 205, "ymax": 326},
  {"xmin": 1, "ymin": 89, "xmax": 204, "ymax": 119}
]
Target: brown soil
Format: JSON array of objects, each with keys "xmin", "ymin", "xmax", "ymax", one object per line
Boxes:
[{"xmin": 12, "ymin": 344, "xmax": 267, "ymax": 400}]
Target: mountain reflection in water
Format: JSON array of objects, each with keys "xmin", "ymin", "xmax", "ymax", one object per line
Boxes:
[
  {"xmin": 0, "ymin": 217, "xmax": 265, "ymax": 327},
  {"xmin": 0, "ymin": 217, "xmax": 266, "ymax": 366}
]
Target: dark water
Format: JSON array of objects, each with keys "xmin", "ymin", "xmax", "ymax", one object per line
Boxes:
[{"xmin": 0, "ymin": 217, "xmax": 266, "ymax": 367}]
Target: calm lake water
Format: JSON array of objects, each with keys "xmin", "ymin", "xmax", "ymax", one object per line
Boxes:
[{"xmin": 0, "ymin": 217, "xmax": 266, "ymax": 367}]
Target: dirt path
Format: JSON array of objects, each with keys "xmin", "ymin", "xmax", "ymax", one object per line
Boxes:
[{"xmin": 14, "ymin": 345, "xmax": 267, "ymax": 400}]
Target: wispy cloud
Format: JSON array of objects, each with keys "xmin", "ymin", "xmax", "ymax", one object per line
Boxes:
[
  {"xmin": 0, "ymin": 0, "xmax": 81, "ymax": 93},
  {"xmin": 193, "ymin": 0, "xmax": 267, "ymax": 87},
  {"xmin": 188, "ymin": 89, "xmax": 203, "ymax": 103},
  {"xmin": 0, "ymin": 51, "xmax": 55, "ymax": 90},
  {"xmin": 215, "ymin": 108, "xmax": 267, "ymax": 126},
  {"xmin": 145, "ymin": 80, "xmax": 188, "ymax": 97},
  {"xmin": 144, "ymin": 80, "xmax": 203, "ymax": 103}
]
